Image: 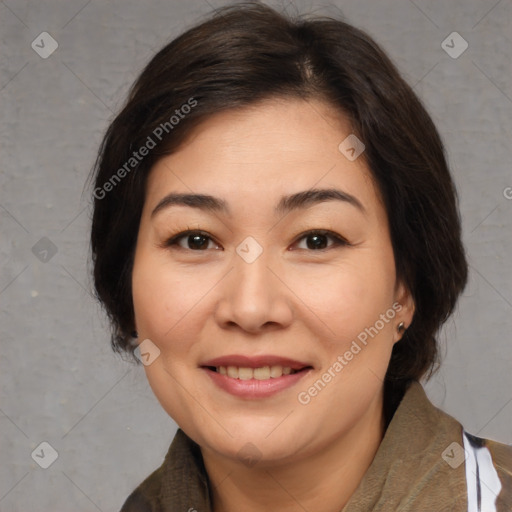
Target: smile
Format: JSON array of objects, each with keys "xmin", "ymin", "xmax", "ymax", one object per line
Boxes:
[
  {"xmin": 200, "ymin": 355, "xmax": 313, "ymax": 398},
  {"xmin": 213, "ymin": 365, "xmax": 299, "ymax": 379}
]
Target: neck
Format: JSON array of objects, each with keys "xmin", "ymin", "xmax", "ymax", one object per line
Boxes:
[{"xmin": 201, "ymin": 389, "xmax": 386, "ymax": 512}]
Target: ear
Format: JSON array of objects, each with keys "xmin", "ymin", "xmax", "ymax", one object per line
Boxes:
[{"xmin": 393, "ymin": 279, "xmax": 415, "ymax": 343}]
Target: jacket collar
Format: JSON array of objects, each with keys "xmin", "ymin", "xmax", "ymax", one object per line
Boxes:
[{"xmin": 340, "ymin": 380, "xmax": 467, "ymax": 511}]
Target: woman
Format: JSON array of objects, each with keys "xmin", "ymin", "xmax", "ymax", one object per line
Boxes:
[{"xmin": 89, "ymin": 3, "xmax": 511, "ymax": 511}]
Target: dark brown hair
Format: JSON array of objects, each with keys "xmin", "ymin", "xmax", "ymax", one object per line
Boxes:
[{"xmin": 89, "ymin": 2, "xmax": 468, "ymax": 418}]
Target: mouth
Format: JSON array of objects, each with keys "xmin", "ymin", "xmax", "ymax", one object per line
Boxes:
[
  {"xmin": 200, "ymin": 355, "xmax": 313, "ymax": 398},
  {"xmin": 204, "ymin": 365, "xmax": 306, "ymax": 380}
]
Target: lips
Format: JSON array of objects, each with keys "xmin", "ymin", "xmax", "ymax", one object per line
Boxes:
[{"xmin": 200, "ymin": 355, "xmax": 313, "ymax": 399}]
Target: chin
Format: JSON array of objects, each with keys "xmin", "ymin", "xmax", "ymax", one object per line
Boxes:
[
  {"xmin": 191, "ymin": 416, "xmax": 311, "ymax": 466},
  {"xmin": 209, "ymin": 436, "xmax": 303, "ymax": 468}
]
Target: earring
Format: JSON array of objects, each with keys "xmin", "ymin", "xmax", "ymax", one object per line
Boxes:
[{"xmin": 397, "ymin": 322, "xmax": 405, "ymax": 333}]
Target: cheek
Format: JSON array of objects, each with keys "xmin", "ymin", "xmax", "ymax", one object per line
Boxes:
[
  {"xmin": 131, "ymin": 252, "xmax": 211, "ymax": 424},
  {"xmin": 131, "ymin": 249, "xmax": 220, "ymax": 352},
  {"xmin": 132, "ymin": 264, "xmax": 182, "ymax": 339},
  {"xmin": 293, "ymin": 262, "xmax": 397, "ymax": 420},
  {"xmin": 289, "ymin": 259, "xmax": 394, "ymax": 340}
]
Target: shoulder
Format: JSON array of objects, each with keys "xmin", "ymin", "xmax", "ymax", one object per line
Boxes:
[
  {"xmin": 119, "ymin": 463, "xmax": 165, "ymax": 512},
  {"xmin": 117, "ymin": 428, "xmax": 210, "ymax": 512}
]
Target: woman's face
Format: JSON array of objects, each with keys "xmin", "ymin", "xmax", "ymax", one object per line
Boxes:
[{"xmin": 131, "ymin": 97, "xmax": 414, "ymax": 466}]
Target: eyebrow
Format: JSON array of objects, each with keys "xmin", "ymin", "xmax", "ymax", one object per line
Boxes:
[{"xmin": 150, "ymin": 187, "xmax": 366, "ymax": 218}]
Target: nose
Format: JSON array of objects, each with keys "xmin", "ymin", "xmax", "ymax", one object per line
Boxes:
[{"xmin": 213, "ymin": 245, "xmax": 294, "ymax": 334}]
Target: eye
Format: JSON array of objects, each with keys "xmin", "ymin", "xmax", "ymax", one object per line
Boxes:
[
  {"xmin": 293, "ymin": 230, "xmax": 349, "ymax": 251},
  {"xmin": 162, "ymin": 229, "xmax": 349, "ymax": 252},
  {"xmin": 164, "ymin": 230, "xmax": 221, "ymax": 251}
]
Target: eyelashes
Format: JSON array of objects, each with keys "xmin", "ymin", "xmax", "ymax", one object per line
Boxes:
[
  {"xmin": 165, "ymin": 229, "xmax": 221, "ymax": 251},
  {"xmin": 293, "ymin": 229, "xmax": 350, "ymax": 251},
  {"xmin": 162, "ymin": 229, "xmax": 350, "ymax": 252}
]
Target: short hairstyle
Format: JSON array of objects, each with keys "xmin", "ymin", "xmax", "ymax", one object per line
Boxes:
[{"xmin": 89, "ymin": 2, "xmax": 468, "ymax": 418}]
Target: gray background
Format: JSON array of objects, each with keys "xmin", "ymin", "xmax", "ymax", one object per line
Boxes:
[{"xmin": 1, "ymin": 0, "xmax": 511, "ymax": 510}]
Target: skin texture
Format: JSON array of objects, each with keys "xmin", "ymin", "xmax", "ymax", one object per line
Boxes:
[{"xmin": 131, "ymin": 97, "xmax": 415, "ymax": 512}]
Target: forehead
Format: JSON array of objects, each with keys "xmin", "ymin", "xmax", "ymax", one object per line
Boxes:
[{"xmin": 144, "ymin": 97, "xmax": 381, "ymax": 216}]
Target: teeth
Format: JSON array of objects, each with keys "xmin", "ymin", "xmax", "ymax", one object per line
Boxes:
[
  {"xmin": 216, "ymin": 365, "xmax": 297, "ymax": 379},
  {"xmin": 253, "ymin": 366, "xmax": 270, "ymax": 380},
  {"xmin": 270, "ymin": 365, "xmax": 283, "ymax": 378},
  {"xmin": 227, "ymin": 366, "xmax": 239, "ymax": 378},
  {"xmin": 238, "ymin": 367, "xmax": 253, "ymax": 380}
]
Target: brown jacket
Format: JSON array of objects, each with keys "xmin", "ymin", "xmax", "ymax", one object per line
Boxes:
[{"xmin": 120, "ymin": 381, "xmax": 512, "ymax": 511}]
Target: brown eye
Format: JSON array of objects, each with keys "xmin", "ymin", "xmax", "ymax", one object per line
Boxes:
[
  {"xmin": 294, "ymin": 230, "xmax": 348, "ymax": 251},
  {"xmin": 166, "ymin": 230, "xmax": 221, "ymax": 251},
  {"xmin": 183, "ymin": 233, "xmax": 210, "ymax": 250}
]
